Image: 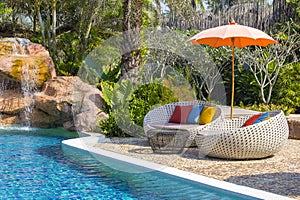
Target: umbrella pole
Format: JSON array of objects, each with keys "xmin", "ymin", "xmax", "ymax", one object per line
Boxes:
[{"xmin": 230, "ymin": 39, "xmax": 235, "ymax": 119}]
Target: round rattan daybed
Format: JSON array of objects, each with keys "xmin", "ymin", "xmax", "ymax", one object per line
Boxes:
[
  {"xmin": 143, "ymin": 101, "xmax": 224, "ymax": 153},
  {"xmin": 195, "ymin": 110, "xmax": 289, "ymax": 159}
]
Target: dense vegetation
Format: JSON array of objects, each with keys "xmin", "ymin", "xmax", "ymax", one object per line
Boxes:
[{"xmin": 0, "ymin": 0, "xmax": 299, "ymax": 137}]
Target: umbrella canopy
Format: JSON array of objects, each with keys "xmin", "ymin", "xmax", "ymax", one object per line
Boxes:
[{"xmin": 188, "ymin": 21, "xmax": 278, "ymax": 119}]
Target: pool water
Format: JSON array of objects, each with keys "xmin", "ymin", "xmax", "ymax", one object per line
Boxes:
[{"xmin": 0, "ymin": 128, "xmax": 258, "ymax": 199}]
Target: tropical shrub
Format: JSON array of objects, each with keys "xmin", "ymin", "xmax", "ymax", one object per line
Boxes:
[
  {"xmin": 129, "ymin": 83, "xmax": 179, "ymax": 126},
  {"xmin": 272, "ymin": 62, "xmax": 300, "ymax": 114},
  {"xmin": 99, "ymin": 80, "xmax": 133, "ymax": 137},
  {"xmin": 99, "ymin": 111, "xmax": 127, "ymax": 137},
  {"xmin": 234, "ymin": 65, "xmax": 260, "ymax": 106},
  {"xmin": 99, "ymin": 81, "xmax": 178, "ymax": 137}
]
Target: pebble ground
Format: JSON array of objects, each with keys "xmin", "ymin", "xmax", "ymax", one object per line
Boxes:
[{"xmin": 95, "ymin": 138, "xmax": 300, "ymax": 199}]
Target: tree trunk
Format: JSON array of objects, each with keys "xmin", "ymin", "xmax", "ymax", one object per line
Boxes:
[
  {"xmin": 83, "ymin": 14, "xmax": 94, "ymax": 52},
  {"xmin": 121, "ymin": 0, "xmax": 143, "ymax": 85},
  {"xmin": 77, "ymin": 0, "xmax": 101, "ymax": 61},
  {"xmin": 36, "ymin": 0, "xmax": 46, "ymax": 46},
  {"xmin": 46, "ymin": 7, "xmax": 51, "ymax": 48},
  {"xmin": 51, "ymin": 0, "xmax": 57, "ymax": 62},
  {"xmin": 83, "ymin": 0, "xmax": 101, "ymax": 52}
]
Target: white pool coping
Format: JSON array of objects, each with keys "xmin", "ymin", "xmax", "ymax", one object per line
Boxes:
[{"xmin": 62, "ymin": 134, "xmax": 293, "ymax": 200}]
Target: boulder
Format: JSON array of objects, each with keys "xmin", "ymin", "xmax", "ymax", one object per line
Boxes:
[
  {"xmin": 0, "ymin": 38, "xmax": 56, "ymax": 88},
  {"xmin": 32, "ymin": 76, "xmax": 108, "ymax": 132}
]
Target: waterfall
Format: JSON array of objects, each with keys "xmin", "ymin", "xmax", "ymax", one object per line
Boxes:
[
  {"xmin": 0, "ymin": 37, "xmax": 54, "ymax": 128},
  {"xmin": 10, "ymin": 38, "xmax": 38, "ymax": 128},
  {"xmin": 21, "ymin": 61, "xmax": 38, "ymax": 127}
]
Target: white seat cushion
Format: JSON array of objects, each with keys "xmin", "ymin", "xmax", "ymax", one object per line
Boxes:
[{"xmin": 150, "ymin": 123, "xmax": 203, "ymax": 130}]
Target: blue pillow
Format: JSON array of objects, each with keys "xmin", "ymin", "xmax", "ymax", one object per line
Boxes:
[
  {"xmin": 186, "ymin": 105, "xmax": 204, "ymax": 124},
  {"xmin": 254, "ymin": 112, "xmax": 269, "ymax": 124}
]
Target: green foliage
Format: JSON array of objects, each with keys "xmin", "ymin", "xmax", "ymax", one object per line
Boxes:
[
  {"xmin": 100, "ymin": 81, "xmax": 115, "ymax": 107},
  {"xmin": 272, "ymin": 62, "xmax": 300, "ymax": 113},
  {"xmin": 239, "ymin": 102, "xmax": 294, "ymax": 115},
  {"xmin": 129, "ymin": 83, "xmax": 179, "ymax": 126},
  {"xmin": 54, "ymin": 32, "xmax": 82, "ymax": 75},
  {"xmin": 99, "ymin": 111, "xmax": 128, "ymax": 137},
  {"xmin": 234, "ymin": 66, "xmax": 260, "ymax": 105},
  {"xmin": 101, "ymin": 60, "xmax": 122, "ymax": 83},
  {"xmin": 54, "ymin": 27, "xmax": 112, "ymax": 76},
  {"xmin": 99, "ymin": 81, "xmax": 179, "ymax": 137},
  {"xmin": 286, "ymin": 0, "xmax": 300, "ymax": 19},
  {"xmin": 0, "ymin": 2, "xmax": 12, "ymax": 20},
  {"xmin": 115, "ymin": 79, "xmax": 133, "ymax": 104},
  {"xmin": 203, "ymin": 46, "xmax": 252, "ymax": 105},
  {"xmin": 100, "ymin": 80, "xmax": 131, "ymax": 108},
  {"xmin": 99, "ymin": 79, "xmax": 135, "ymax": 137}
]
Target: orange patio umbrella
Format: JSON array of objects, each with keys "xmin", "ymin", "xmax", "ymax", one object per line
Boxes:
[{"xmin": 188, "ymin": 20, "xmax": 278, "ymax": 119}]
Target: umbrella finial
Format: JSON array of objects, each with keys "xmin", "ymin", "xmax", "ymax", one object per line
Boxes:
[{"xmin": 229, "ymin": 19, "xmax": 236, "ymax": 25}]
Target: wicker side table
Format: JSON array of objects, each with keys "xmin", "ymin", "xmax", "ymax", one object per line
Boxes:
[{"xmin": 147, "ymin": 129, "xmax": 190, "ymax": 154}]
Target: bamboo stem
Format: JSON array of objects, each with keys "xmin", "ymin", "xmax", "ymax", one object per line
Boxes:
[{"xmin": 231, "ymin": 38, "xmax": 235, "ymax": 119}]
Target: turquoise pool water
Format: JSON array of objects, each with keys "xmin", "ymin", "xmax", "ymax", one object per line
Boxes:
[{"xmin": 0, "ymin": 128, "xmax": 258, "ymax": 199}]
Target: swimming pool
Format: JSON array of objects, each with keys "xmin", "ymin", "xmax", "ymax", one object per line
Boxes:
[{"xmin": 0, "ymin": 128, "xmax": 286, "ymax": 199}]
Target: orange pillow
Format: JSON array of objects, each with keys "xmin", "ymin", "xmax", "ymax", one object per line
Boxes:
[{"xmin": 169, "ymin": 105, "xmax": 193, "ymax": 124}]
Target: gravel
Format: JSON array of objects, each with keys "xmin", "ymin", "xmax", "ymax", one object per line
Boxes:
[{"xmin": 95, "ymin": 138, "xmax": 300, "ymax": 199}]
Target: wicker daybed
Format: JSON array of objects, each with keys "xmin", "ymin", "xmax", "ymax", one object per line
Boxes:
[
  {"xmin": 143, "ymin": 101, "xmax": 223, "ymax": 154},
  {"xmin": 195, "ymin": 110, "xmax": 289, "ymax": 159}
]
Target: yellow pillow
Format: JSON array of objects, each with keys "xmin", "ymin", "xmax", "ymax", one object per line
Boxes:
[{"xmin": 199, "ymin": 106, "xmax": 217, "ymax": 125}]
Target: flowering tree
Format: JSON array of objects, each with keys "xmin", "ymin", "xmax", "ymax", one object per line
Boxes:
[{"xmin": 240, "ymin": 22, "xmax": 300, "ymax": 104}]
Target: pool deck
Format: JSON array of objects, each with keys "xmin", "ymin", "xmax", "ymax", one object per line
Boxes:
[{"xmin": 63, "ymin": 132, "xmax": 299, "ymax": 200}]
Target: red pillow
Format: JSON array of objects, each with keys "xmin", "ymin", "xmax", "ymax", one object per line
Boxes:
[
  {"xmin": 242, "ymin": 113, "xmax": 262, "ymax": 127},
  {"xmin": 169, "ymin": 105, "xmax": 193, "ymax": 124}
]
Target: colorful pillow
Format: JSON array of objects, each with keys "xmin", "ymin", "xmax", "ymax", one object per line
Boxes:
[
  {"xmin": 186, "ymin": 105, "xmax": 204, "ymax": 124},
  {"xmin": 254, "ymin": 112, "xmax": 269, "ymax": 124},
  {"xmin": 198, "ymin": 106, "xmax": 217, "ymax": 125},
  {"xmin": 242, "ymin": 112, "xmax": 270, "ymax": 127},
  {"xmin": 242, "ymin": 112, "xmax": 271, "ymax": 127},
  {"xmin": 168, "ymin": 105, "xmax": 193, "ymax": 124},
  {"xmin": 242, "ymin": 113, "xmax": 262, "ymax": 127}
]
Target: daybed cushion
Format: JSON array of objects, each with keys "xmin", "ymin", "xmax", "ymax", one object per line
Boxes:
[
  {"xmin": 199, "ymin": 106, "xmax": 217, "ymax": 125},
  {"xmin": 186, "ymin": 105, "xmax": 204, "ymax": 124},
  {"xmin": 169, "ymin": 105, "xmax": 193, "ymax": 123},
  {"xmin": 150, "ymin": 123, "xmax": 202, "ymax": 130}
]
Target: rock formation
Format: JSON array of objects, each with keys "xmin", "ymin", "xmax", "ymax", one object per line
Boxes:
[
  {"xmin": 33, "ymin": 76, "xmax": 107, "ymax": 132},
  {"xmin": 0, "ymin": 37, "xmax": 56, "ymax": 87},
  {"xmin": 0, "ymin": 38, "xmax": 107, "ymax": 132}
]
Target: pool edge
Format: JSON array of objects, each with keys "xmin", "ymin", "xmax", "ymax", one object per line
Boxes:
[{"xmin": 62, "ymin": 134, "xmax": 293, "ymax": 200}]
